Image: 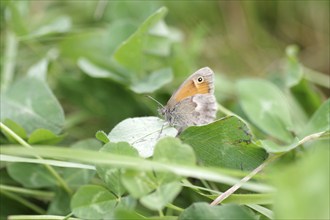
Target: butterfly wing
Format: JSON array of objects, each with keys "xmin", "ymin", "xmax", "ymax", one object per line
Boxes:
[
  {"xmin": 166, "ymin": 67, "xmax": 215, "ymax": 109},
  {"xmin": 169, "ymin": 94, "xmax": 217, "ymax": 132},
  {"xmin": 161, "ymin": 67, "xmax": 217, "ymax": 133}
]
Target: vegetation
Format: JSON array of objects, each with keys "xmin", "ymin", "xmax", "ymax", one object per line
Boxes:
[{"xmin": 1, "ymin": 1, "xmax": 329, "ymax": 220}]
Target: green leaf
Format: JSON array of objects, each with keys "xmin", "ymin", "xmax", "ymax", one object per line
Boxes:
[
  {"xmin": 62, "ymin": 167, "xmax": 95, "ymax": 189},
  {"xmin": 103, "ymin": 196, "xmax": 137, "ymax": 219},
  {"xmin": 27, "ymin": 58, "xmax": 49, "ymax": 81},
  {"xmin": 63, "ymin": 139, "xmax": 101, "ymax": 188},
  {"xmin": 130, "ymin": 68, "xmax": 173, "ymax": 93},
  {"xmin": 95, "ymin": 130, "xmax": 110, "ymax": 144},
  {"xmin": 284, "ymin": 45, "xmax": 303, "ymax": 87},
  {"xmin": 121, "ymin": 169, "xmax": 157, "ymax": 198},
  {"xmin": 1, "ymin": 119, "xmax": 27, "ymax": 143},
  {"xmin": 7, "ymin": 163, "xmax": 56, "ymax": 188},
  {"xmin": 291, "ymin": 79, "xmax": 324, "ymax": 116},
  {"xmin": 140, "ymin": 181, "xmax": 182, "ymax": 211},
  {"xmin": 273, "ymin": 148, "xmax": 329, "ymax": 219},
  {"xmin": 111, "ymin": 208, "xmax": 144, "ymax": 220},
  {"xmin": 28, "ymin": 128, "xmax": 64, "ymax": 145},
  {"xmin": 113, "ymin": 196, "xmax": 137, "ymax": 211},
  {"xmin": 5, "ymin": 1, "xmax": 29, "ymax": 36},
  {"xmin": 78, "ymin": 57, "xmax": 126, "ymax": 83},
  {"xmin": 144, "ymin": 28, "xmax": 172, "ymax": 56},
  {"xmin": 106, "ymin": 1, "xmax": 161, "ymax": 23},
  {"xmin": 71, "ymin": 138, "xmax": 103, "ymax": 152},
  {"xmin": 96, "ymin": 142, "xmax": 139, "ymax": 196},
  {"xmin": 113, "ymin": 7, "xmax": 168, "ymax": 73},
  {"xmin": 108, "ymin": 117, "xmax": 177, "ymax": 158},
  {"xmin": 120, "ymin": 138, "xmax": 190, "ymax": 203},
  {"xmin": 111, "ymin": 6, "xmax": 175, "ymax": 94},
  {"xmin": 77, "ymin": 7, "xmax": 175, "ymax": 94},
  {"xmin": 7, "ymin": 161, "xmax": 95, "ymax": 189},
  {"xmin": 121, "ymin": 168, "xmax": 182, "ymax": 210},
  {"xmin": 180, "ymin": 116, "xmax": 268, "ymax": 170},
  {"xmin": 0, "ymin": 77, "xmax": 65, "ymax": 135},
  {"xmin": 179, "ymin": 203, "xmax": 257, "ymax": 220},
  {"xmin": 28, "ymin": 16, "xmax": 71, "ymax": 38},
  {"xmin": 47, "ymin": 189, "xmax": 70, "ymax": 215},
  {"xmin": 153, "ymin": 137, "xmax": 196, "ymax": 165},
  {"xmin": 237, "ymin": 79, "xmax": 293, "ymax": 143},
  {"xmin": 71, "ymin": 185, "xmax": 117, "ymax": 219},
  {"xmin": 153, "ymin": 137, "xmax": 196, "ymax": 182},
  {"xmin": 60, "ymin": 30, "xmax": 108, "ymax": 61},
  {"xmin": 259, "ymin": 139, "xmax": 300, "ymax": 154},
  {"xmin": 105, "ymin": 20, "xmax": 138, "ymax": 54},
  {"xmin": 98, "ymin": 142, "xmax": 139, "ymax": 158},
  {"xmin": 6, "ymin": 139, "xmax": 99, "ymax": 189},
  {"xmin": 145, "ymin": 18, "xmax": 182, "ymax": 56},
  {"xmin": 300, "ymin": 99, "xmax": 330, "ymax": 137},
  {"xmin": 221, "ymin": 193, "xmax": 274, "ymax": 205}
]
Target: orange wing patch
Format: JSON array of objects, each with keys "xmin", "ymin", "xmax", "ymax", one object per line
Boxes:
[{"xmin": 174, "ymin": 80, "xmax": 210, "ymax": 102}]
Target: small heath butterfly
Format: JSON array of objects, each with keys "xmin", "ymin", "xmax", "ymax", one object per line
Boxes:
[{"xmin": 159, "ymin": 67, "xmax": 217, "ymax": 133}]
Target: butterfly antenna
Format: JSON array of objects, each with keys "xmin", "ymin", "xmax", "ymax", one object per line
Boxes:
[{"xmin": 145, "ymin": 95, "xmax": 164, "ymax": 108}]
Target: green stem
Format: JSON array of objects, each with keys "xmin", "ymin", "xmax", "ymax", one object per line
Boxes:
[
  {"xmin": 0, "ymin": 189, "xmax": 46, "ymax": 214},
  {"xmin": 210, "ymin": 154, "xmax": 279, "ymax": 206},
  {"xmin": 247, "ymin": 204, "xmax": 274, "ymax": 219},
  {"xmin": 94, "ymin": 0, "xmax": 109, "ymax": 20},
  {"xmin": 8, "ymin": 215, "xmax": 80, "ymax": 220},
  {"xmin": 0, "ymin": 184, "xmax": 54, "ymax": 200},
  {"xmin": 1, "ymin": 31, "xmax": 18, "ymax": 92},
  {"xmin": 182, "ymin": 179, "xmax": 221, "ymax": 194},
  {"xmin": 166, "ymin": 203, "xmax": 184, "ymax": 212},
  {"xmin": 0, "ymin": 122, "xmax": 73, "ymax": 195},
  {"xmin": 210, "ymin": 131, "xmax": 326, "ymax": 206},
  {"xmin": 304, "ymin": 67, "xmax": 330, "ymax": 88},
  {"xmin": 62, "ymin": 212, "xmax": 74, "ymax": 220},
  {"xmin": 158, "ymin": 209, "xmax": 164, "ymax": 217}
]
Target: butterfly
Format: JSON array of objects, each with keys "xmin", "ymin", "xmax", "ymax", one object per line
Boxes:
[{"xmin": 159, "ymin": 67, "xmax": 217, "ymax": 133}]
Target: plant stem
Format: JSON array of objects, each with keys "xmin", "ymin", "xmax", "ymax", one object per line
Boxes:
[
  {"xmin": 0, "ymin": 122, "xmax": 73, "ymax": 195},
  {"xmin": 210, "ymin": 155, "xmax": 279, "ymax": 206},
  {"xmin": 298, "ymin": 131, "xmax": 326, "ymax": 145},
  {"xmin": 304, "ymin": 67, "xmax": 330, "ymax": 89},
  {"xmin": 94, "ymin": 0, "xmax": 109, "ymax": 20},
  {"xmin": 62, "ymin": 212, "xmax": 74, "ymax": 220},
  {"xmin": 210, "ymin": 131, "xmax": 326, "ymax": 206},
  {"xmin": 158, "ymin": 209, "xmax": 164, "ymax": 217},
  {"xmin": 1, "ymin": 31, "xmax": 18, "ymax": 92},
  {"xmin": 0, "ymin": 184, "xmax": 54, "ymax": 200},
  {"xmin": 8, "ymin": 215, "xmax": 80, "ymax": 220},
  {"xmin": 1, "ymin": 154, "xmax": 95, "ymax": 170},
  {"xmin": 247, "ymin": 204, "xmax": 274, "ymax": 219},
  {"xmin": 0, "ymin": 190, "xmax": 46, "ymax": 214},
  {"xmin": 166, "ymin": 203, "xmax": 184, "ymax": 212}
]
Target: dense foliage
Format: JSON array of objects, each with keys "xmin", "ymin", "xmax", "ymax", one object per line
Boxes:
[{"xmin": 0, "ymin": 1, "xmax": 329, "ymax": 220}]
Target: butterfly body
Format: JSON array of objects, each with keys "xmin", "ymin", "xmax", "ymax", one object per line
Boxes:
[{"xmin": 159, "ymin": 67, "xmax": 217, "ymax": 133}]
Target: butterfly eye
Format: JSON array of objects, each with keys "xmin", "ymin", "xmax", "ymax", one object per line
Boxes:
[{"xmin": 197, "ymin": 76, "xmax": 204, "ymax": 83}]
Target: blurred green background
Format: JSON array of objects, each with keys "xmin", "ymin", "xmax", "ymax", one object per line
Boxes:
[{"xmin": 1, "ymin": 1, "xmax": 329, "ymax": 140}]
